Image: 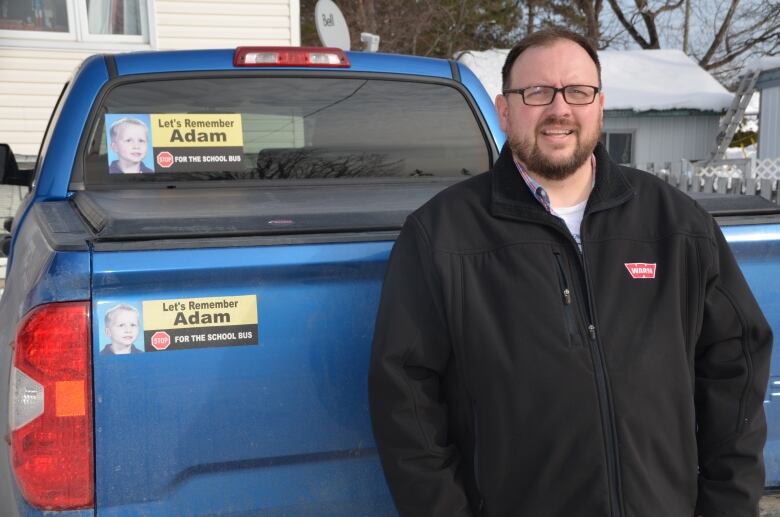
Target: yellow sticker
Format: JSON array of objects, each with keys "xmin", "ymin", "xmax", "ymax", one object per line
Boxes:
[
  {"xmin": 141, "ymin": 295, "xmax": 258, "ymax": 351},
  {"xmin": 150, "ymin": 114, "xmax": 244, "ymax": 148}
]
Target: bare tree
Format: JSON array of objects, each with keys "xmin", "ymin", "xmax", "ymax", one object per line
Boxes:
[
  {"xmin": 605, "ymin": 0, "xmax": 780, "ymax": 76},
  {"xmin": 682, "ymin": 0, "xmax": 691, "ymax": 53},
  {"xmin": 526, "ymin": 0, "xmax": 537, "ymax": 34},
  {"xmin": 606, "ymin": 0, "xmax": 684, "ymax": 49},
  {"xmin": 693, "ymin": 0, "xmax": 780, "ymax": 71},
  {"xmin": 574, "ymin": 0, "xmax": 604, "ymax": 41},
  {"xmin": 356, "ymin": 0, "xmax": 377, "ymax": 34},
  {"xmin": 301, "ymin": 0, "xmax": 524, "ymax": 57}
]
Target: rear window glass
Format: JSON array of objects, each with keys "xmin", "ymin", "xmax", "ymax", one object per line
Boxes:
[{"xmin": 82, "ymin": 77, "xmax": 491, "ymax": 185}]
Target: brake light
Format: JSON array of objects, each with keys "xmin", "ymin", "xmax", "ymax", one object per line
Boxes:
[
  {"xmin": 9, "ymin": 301, "xmax": 93, "ymax": 510},
  {"xmin": 234, "ymin": 46, "xmax": 350, "ymax": 67}
]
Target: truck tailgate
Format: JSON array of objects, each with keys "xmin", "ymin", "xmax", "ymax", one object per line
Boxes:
[
  {"xmin": 78, "ymin": 186, "xmax": 447, "ymax": 514},
  {"xmin": 92, "ymin": 240, "xmax": 395, "ymax": 515}
]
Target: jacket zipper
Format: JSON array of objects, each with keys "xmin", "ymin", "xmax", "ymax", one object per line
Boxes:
[
  {"xmin": 578, "ymin": 232, "xmax": 624, "ymax": 517},
  {"xmin": 553, "ymin": 252, "xmax": 579, "ymax": 346},
  {"xmin": 549, "ymin": 217, "xmax": 625, "ymax": 517}
]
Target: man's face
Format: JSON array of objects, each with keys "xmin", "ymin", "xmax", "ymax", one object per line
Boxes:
[
  {"xmin": 105, "ymin": 309, "xmax": 140, "ymax": 348},
  {"xmin": 111, "ymin": 124, "xmax": 148, "ymax": 165},
  {"xmin": 496, "ymin": 39, "xmax": 604, "ymax": 181}
]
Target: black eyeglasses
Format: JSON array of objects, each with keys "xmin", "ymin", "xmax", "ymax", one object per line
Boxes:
[{"xmin": 502, "ymin": 85, "xmax": 600, "ymax": 106}]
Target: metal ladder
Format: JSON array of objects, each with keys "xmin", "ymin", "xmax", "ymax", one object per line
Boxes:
[{"xmin": 710, "ymin": 69, "xmax": 761, "ymax": 161}]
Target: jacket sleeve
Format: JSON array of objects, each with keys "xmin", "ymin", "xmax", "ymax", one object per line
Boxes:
[
  {"xmin": 368, "ymin": 215, "xmax": 472, "ymax": 517},
  {"xmin": 694, "ymin": 219, "xmax": 773, "ymax": 517}
]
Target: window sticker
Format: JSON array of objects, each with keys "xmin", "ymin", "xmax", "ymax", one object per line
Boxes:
[
  {"xmin": 142, "ymin": 295, "xmax": 259, "ymax": 352},
  {"xmin": 96, "ymin": 302, "xmax": 146, "ymax": 355},
  {"xmin": 105, "ymin": 114, "xmax": 155, "ymax": 174},
  {"xmin": 105, "ymin": 114, "xmax": 245, "ymax": 173}
]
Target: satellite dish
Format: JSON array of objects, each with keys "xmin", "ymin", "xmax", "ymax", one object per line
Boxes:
[{"xmin": 315, "ymin": 0, "xmax": 350, "ymax": 51}]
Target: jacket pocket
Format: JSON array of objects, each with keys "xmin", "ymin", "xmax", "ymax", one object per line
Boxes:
[{"xmin": 553, "ymin": 252, "xmax": 581, "ymax": 347}]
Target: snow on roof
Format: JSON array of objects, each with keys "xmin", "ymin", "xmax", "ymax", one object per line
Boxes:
[{"xmin": 457, "ymin": 48, "xmax": 733, "ymax": 113}]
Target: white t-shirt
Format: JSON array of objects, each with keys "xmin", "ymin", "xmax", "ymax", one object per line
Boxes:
[{"xmin": 553, "ymin": 199, "xmax": 588, "ymax": 249}]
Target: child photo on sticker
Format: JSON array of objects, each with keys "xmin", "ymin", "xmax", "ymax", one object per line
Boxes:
[
  {"xmin": 100, "ymin": 303, "xmax": 144, "ymax": 355},
  {"xmin": 105, "ymin": 114, "xmax": 155, "ymax": 174}
]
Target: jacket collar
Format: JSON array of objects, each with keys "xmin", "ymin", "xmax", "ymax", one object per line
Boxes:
[{"xmin": 490, "ymin": 141, "xmax": 635, "ymax": 222}]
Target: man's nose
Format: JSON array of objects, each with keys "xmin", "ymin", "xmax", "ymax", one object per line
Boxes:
[{"xmin": 545, "ymin": 90, "xmax": 573, "ymax": 117}]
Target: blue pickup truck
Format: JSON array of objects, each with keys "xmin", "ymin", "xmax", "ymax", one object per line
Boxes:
[
  {"xmin": 0, "ymin": 46, "xmax": 500, "ymax": 516},
  {"xmin": 0, "ymin": 46, "xmax": 778, "ymax": 516}
]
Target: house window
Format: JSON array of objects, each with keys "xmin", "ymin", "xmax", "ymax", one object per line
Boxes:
[
  {"xmin": 0, "ymin": 0, "xmax": 151, "ymax": 44},
  {"xmin": 86, "ymin": 0, "xmax": 144, "ymax": 36},
  {"xmin": 0, "ymin": 0, "xmax": 69, "ymax": 32},
  {"xmin": 600, "ymin": 131, "xmax": 633, "ymax": 165}
]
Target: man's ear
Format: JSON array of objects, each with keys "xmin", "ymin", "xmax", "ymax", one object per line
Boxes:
[{"xmin": 496, "ymin": 93, "xmax": 509, "ymax": 133}]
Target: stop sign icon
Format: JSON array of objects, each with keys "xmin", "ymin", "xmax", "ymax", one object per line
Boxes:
[
  {"xmin": 151, "ymin": 331, "xmax": 171, "ymax": 351},
  {"xmin": 156, "ymin": 151, "xmax": 174, "ymax": 168}
]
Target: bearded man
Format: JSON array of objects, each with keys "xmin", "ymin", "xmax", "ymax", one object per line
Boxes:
[{"xmin": 368, "ymin": 27, "xmax": 771, "ymax": 517}]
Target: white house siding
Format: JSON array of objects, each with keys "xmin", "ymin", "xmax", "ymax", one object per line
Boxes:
[
  {"xmin": 758, "ymin": 85, "xmax": 780, "ymax": 159},
  {"xmin": 0, "ymin": 0, "xmax": 300, "ymax": 159},
  {"xmin": 0, "ymin": 48, "xmax": 92, "ymax": 158},
  {"xmin": 155, "ymin": 0, "xmax": 300, "ymax": 50},
  {"xmin": 603, "ymin": 113, "xmax": 719, "ymax": 169}
]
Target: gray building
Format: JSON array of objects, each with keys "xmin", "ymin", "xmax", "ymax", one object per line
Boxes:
[
  {"xmin": 757, "ymin": 60, "xmax": 780, "ymax": 159},
  {"xmin": 457, "ymin": 48, "xmax": 733, "ymax": 170},
  {"xmin": 601, "ymin": 111, "xmax": 720, "ymax": 170}
]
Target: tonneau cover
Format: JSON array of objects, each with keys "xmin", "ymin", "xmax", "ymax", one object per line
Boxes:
[
  {"xmin": 689, "ymin": 192, "xmax": 780, "ymax": 215},
  {"xmin": 72, "ymin": 183, "xmax": 453, "ymax": 241},
  {"xmin": 71, "ymin": 185, "xmax": 780, "ymax": 243}
]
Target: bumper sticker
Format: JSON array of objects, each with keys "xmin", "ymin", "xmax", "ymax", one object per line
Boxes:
[{"xmin": 142, "ymin": 295, "xmax": 259, "ymax": 351}]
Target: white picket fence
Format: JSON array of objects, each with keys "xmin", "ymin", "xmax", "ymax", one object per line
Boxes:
[
  {"xmin": 647, "ymin": 157, "xmax": 780, "ymax": 203},
  {"xmin": 695, "ymin": 157, "xmax": 780, "ymax": 181}
]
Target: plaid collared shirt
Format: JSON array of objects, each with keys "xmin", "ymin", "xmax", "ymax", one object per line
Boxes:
[{"xmin": 512, "ymin": 155, "xmax": 596, "ymax": 214}]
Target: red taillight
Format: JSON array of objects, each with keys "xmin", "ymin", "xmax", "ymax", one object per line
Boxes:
[
  {"xmin": 234, "ymin": 46, "xmax": 350, "ymax": 67},
  {"xmin": 10, "ymin": 301, "xmax": 93, "ymax": 510}
]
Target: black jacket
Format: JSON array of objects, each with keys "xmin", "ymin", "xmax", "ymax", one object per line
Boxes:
[{"xmin": 368, "ymin": 143, "xmax": 772, "ymax": 517}]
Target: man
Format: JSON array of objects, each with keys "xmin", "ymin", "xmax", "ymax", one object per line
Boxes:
[{"xmin": 368, "ymin": 27, "xmax": 772, "ymax": 517}]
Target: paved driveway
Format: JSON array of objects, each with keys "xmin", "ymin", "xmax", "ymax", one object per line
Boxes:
[{"xmin": 762, "ymin": 494, "xmax": 780, "ymax": 516}]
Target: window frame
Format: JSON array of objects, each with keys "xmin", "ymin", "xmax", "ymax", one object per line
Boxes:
[
  {"xmin": 600, "ymin": 130, "xmax": 635, "ymax": 167},
  {"xmin": 0, "ymin": 0, "xmax": 156, "ymax": 49}
]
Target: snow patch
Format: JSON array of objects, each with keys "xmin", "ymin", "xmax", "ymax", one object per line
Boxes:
[
  {"xmin": 457, "ymin": 48, "xmax": 733, "ymax": 113},
  {"xmin": 725, "ymin": 144, "xmax": 757, "ymax": 159}
]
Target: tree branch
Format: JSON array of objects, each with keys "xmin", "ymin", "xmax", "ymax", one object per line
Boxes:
[
  {"xmin": 699, "ymin": 0, "xmax": 741, "ymax": 67},
  {"xmin": 606, "ymin": 0, "xmax": 651, "ymax": 47},
  {"xmin": 653, "ymin": 0, "xmax": 684, "ymax": 15},
  {"xmin": 634, "ymin": 0, "xmax": 661, "ymax": 48}
]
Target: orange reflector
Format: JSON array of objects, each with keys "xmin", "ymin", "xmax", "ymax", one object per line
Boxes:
[
  {"xmin": 234, "ymin": 46, "xmax": 350, "ymax": 68},
  {"xmin": 55, "ymin": 380, "xmax": 86, "ymax": 417}
]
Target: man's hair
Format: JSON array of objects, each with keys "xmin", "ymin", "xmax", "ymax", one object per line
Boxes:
[
  {"xmin": 105, "ymin": 303, "xmax": 139, "ymax": 327},
  {"xmin": 501, "ymin": 28, "xmax": 602, "ymax": 90},
  {"xmin": 109, "ymin": 117, "xmax": 148, "ymax": 140}
]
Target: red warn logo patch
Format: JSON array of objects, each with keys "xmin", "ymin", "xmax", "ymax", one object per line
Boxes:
[{"xmin": 625, "ymin": 263, "xmax": 657, "ymax": 279}]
